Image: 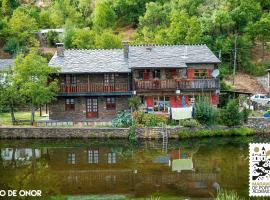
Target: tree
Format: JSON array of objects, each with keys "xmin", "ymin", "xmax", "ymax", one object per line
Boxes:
[
  {"xmin": 0, "ymin": 67, "xmax": 23, "ymax": 125},
  {"xmin": 49, "ymin": 0, "xmax": 83, "ymax": 27},
  {"xmin": 248, "ymin": 13, "xmax": 270, "ymax": 60},
  {"xmin": 92, "ymin": 0, "xmax": 116, "ymax": 30},
  {"xmin": 13, "ymin": 50, "xmax": 60, "ymax": 124},
  {"xmin": 221, "ymin": 99, "xmax": 242, "ymax": 127},
  {"xmin": 1, "ymin": 0, "xmax": 11, "ymax": 16},
  {"xmin": 95, "ymin": 29, "xmax": 122, "ymax": 49},
  {"xmin": 9, "ymin": 8, "xmax": 38, "ymax": 49},
  {"xmin": 166, "ymin": 11, "xmax": 202, "ymax": 44},
  {"xmin": 72, "ymin": 28, "xmax": 95, "ymax": 49}
]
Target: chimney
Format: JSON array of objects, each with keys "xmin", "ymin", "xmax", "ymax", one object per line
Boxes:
[
  {"xmin": 122, "ymin": 41, "xmax": 129, "ymax": 58},
  {"xmin": 56, "ymin": 43, "xmax": 64, "ymax": 57}
]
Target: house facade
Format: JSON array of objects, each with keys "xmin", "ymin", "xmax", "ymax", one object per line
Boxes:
[{"xmin": 48, "ymin": 43, "xmax": 221, "ymax": 121}]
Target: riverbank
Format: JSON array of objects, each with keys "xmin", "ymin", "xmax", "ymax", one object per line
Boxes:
[{"xmin": 0, "ymin": 125, "xmax": 263, "ymax": 139}]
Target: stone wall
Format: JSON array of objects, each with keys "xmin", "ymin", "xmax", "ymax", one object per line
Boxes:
[
  {"xmin": 247, "ymin": 117, "xmax": 270, "ymax": 130},
  {"xmin": 50, "ymin": 96, "xmax": 129, "ymax": 121},
  {"xmin": 0, "ymin": 126, "xmax": 181, "ymax": 139}
]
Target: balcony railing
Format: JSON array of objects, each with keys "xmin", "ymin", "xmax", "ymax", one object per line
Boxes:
[
  {"xmin": 60, "ymin": 83, "xmax": 130, "ymax": 93},
  {"xmin": 134, "ymin": 79, "xmax": 220, "ymax": 91}
]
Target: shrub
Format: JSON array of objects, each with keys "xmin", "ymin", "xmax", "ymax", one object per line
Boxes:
[
  {"xmin": 133, "ymin": 111, "xmax": 168, "ymax": 127},
  {"xmin": 112, "ymin": 110, "xmax": 132, "ymax": 127},
  {"xmin": 194, "ymin": 96, "xmax": 217, "ymax": 125},
  {"xmin": 46, "ymin": 31, "xmax": 60, "ymax": 46},
  {"xmin": 241, "ymin": 107, "xmax": 250, "ymax": 123},
  {"xmin": 128, "ymin": 125, "xmax": 137, "ymax": 142},
  {"xmin": 179, "ymin": 119, "xmax": 200, "ymax": 128},
  {"xmin": 221, "ymin": 99, "xmax": 242, "ymax": 127},
  {"xmin": 128, "ymin": 96, "xmax": 141, "ymax": 111}
]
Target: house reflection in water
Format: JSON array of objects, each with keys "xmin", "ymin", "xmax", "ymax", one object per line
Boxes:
[{"xmin": 0, "ymin": 141, "xmax": 245, "ymax": 198}]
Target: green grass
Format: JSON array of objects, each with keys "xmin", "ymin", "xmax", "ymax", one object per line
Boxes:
[
  {"xmin": 178, "ymin": 127, "xmax": 255, "ymax": 139},
  {"xmin": 0, "ymin": 111, "xmax": 46, "ymax": 125}
]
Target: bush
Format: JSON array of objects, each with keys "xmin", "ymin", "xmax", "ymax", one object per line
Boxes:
[
  {"xmin": 179, "ymin": 119, "xmax": 201, "ymax": 128},
  {"xmin": 46, "ymin": 31, "xmax": 60, "ymax": 46},
  {"xmin": 128, "ymin": 96, "xmax": 141, "ymax": 111},
  {"xmin": 194, "ymin": 96, "xmax": 217, "ymax": 125},
  {"xmin": 3, "ymin": 37, "xmax": 20, "ymax": 55},
  {"xmin": 128, "ymin": 125, "xmax": 137, "ymax": 142},
  {"xmin": 221, "ymin": 99, "xmax": 242, "ymax": 127},
  {"xmin": 133, "ymin": 111, "xmax": 168, "ymax": 127},
  {"xmin": 112, "ymin": 110, "xmax": 132, "ymax": 127},
  {"xmin": 241, "ymin": 107, "xmax": 250, "ymax": 123}
]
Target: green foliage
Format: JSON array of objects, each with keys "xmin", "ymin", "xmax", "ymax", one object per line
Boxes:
[
  {"xmin": 9, "ymin": 8, "xmax": 38, "ymax": 43},
  {"xmin": 221, "ymin": 99, "xmax": 242, "ymax": 127},
  {"xmin": 95, "ymin": 29, "xmax": 122, "ymax": 49},
  {"xmin": 241, "ymin": 107, "xmax": 250, "ymax": 123},
  {"xmin": 112, "ymin": 110, "xmax": 132, "ymax": 127},
  {"xmin": 194, "ymin": 97, "xmax": 217, "ymax": 125},
  {"xmin": 3, "ymin": 37, "xmax": 20, "ymax": 55},
  {"xmin": 178, "ymin": 127, "xmax": 254, "ymax": 139},
  {"xmin": 72, "ymin": 28, "xmax": 95, "ymax": 49},
  {"xmin": 134, "ymin": 111, "xmax": 168, "ymax": 127},
  {"xmin": 46, "ymin": 31, "xmax": 60, "ymax": 47},
  {"xmin": 216, "ymin": 190, "xmax": 242, "ymax": 200},
  {"xmin": 92, "ymin": 0, "xmax": 116, "ymax": 30},
  {"xmin": 13, "ymin": 50, "xmax": 60, "ymax": 122},
  {"xmin": 128, "ymin": 96, "xmax": 141, "ymax": 111},
  {"xmin": 128, "ymin": 125, "xmax": 137, "ymax": 142},
  {"xmin": 179, "ymin": 119, "xmax": 201, "ymax": 128}
]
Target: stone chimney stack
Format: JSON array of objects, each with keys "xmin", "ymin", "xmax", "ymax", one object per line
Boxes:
[
  {"xmin": 56, "ymin": 43, "xmax": 64, "ymax": 57},
  {"xmin": 122, "ymin": 41, "xmax": 129, "ymax": 58}
]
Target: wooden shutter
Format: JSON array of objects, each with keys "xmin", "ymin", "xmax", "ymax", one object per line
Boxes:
[
  {"xmin": 187, "ymin": 68, "xmax": 195, "ymax": 79},
  {"xmin": 211, "ymin": 94, "xmax": 219, "ymax": 105},
  {"xmin": 146, "ymin": 96, "xmax": 154, "ymax": 107}
]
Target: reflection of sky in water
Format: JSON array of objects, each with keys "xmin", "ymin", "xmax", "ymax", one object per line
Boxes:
[{"xmin": 0, "ymin": 137, "xmax": 254, "ymax": 199}]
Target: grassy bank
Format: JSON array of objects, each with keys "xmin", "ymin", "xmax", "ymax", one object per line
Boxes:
[
  {"xmin": 0, "ymin": 111, "xmax": 45, "ymax": 125},
  {"xmin": 178, "ymin": 127, "xmax": 255, "ymax": 139}
]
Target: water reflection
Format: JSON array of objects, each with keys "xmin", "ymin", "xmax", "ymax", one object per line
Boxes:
[{"xmin": 0, "ymin": 138, "xmax": 252, "ymax": 198}]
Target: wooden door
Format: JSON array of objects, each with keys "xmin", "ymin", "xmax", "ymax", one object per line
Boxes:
[
  {"xmin": 86, "ymin": 98, "xmax": 98, "ymax": 118},
  {"xmin": 143, "ymin": 70, "xmax": 150, "ymax": 80}
]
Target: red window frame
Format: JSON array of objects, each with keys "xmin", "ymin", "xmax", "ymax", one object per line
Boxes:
[
  {"xmin": 106, "ymin": 97, "xmax": 116, "ymax": 110},
  {"xmin": 65, "ymin": 98, "xmax": 75, "ymax": 111}
]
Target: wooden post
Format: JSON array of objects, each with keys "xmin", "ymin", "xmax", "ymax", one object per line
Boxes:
[{"xmin": 87, "ymin": 74, "xmax": 90, "ymax": 92}]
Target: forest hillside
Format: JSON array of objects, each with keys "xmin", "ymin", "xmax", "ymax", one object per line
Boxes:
[{"xmin": 0, "ymin": 0, "xmax": 270, "ymax": 88}]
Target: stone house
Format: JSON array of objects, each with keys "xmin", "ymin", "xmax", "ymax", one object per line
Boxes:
[{"xmin": 48, "ymin": 43, "xmax": 221, "ymax": 121}]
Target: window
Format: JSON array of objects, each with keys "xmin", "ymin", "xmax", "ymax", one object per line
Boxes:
[
  {"xmin": 194, "ymin": 69, "xmax": 208, "ymax": 78},
  {"xmin": 154, "ymin": 96, "xmax": 170, "ymax": 112},
  {"xmin": 88, "ymin": 150, "xmax": 99, "ymax": 164},
  {"xmin": 106, "ymin": 97, "xmax": 116, "ymax": 110},
  {"xmin": 66, "ymin": 75, "xmax": 76, "ymax": 85},
  {"xmin": 152, "ymin": 69, "xmax": 161, "ymax": 79},
  {"xmin": 65, "ymin": 98, "xmax": 75, "ymax": 111},
  {"xmin": 108, "ymin": 152, "xmax": 116, "ymax": 164},
  {"xmin": 104, "ymin": 74, "xmax": 115, "ymax": 85},
  {"xmin": 138, "ymin": 70, "xmax": 144, "ymax": 80},
  {"xmin": 68, "ymin": 153, "xmax": 76, "ymax": 164}
]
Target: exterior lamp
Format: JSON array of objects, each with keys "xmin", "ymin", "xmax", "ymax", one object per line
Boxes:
[
  {"xmin": 176, "ymin": 90, "xmax": 181, "ymax": 95},
  {"xmin": 215, "ymin": 89, "xmax": 220, "ymax": 95},
  {"xmin": 133, "ymin": 90, "xmax": 137, "ymax": 95}
]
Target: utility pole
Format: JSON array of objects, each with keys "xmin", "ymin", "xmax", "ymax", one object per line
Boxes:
[{"xmin": 233, "ymin": 34, "xmax": 237, "ymax": 85}]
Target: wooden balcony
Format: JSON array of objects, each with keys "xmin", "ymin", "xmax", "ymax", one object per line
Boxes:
[
  {"xmin": 59, "ymin": 83, "xmax": 130, "ymax": 93},
  {"xmin": 134, "ymin": 79, "xmax": 220, "ymax": 91}
]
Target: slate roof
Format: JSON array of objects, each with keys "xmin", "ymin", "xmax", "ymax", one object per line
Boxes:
[
  {"xmin": 0, "ymin": 59, "xmax": 13, "ymax": 71},
  {"xmin": 129, "ymin": 44, "xmax": 221, "ymax": 69},
  {"xmin": 49, "ymin": 44, "xmax": 220, "ymax": 73}
]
